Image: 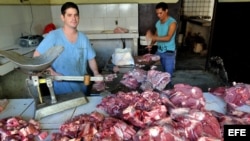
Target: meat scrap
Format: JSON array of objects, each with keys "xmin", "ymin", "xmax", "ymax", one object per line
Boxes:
[
  {"xmin": 0, "ymin": 99, "xmax": 8, "ymax": 113},
  {"xmin": 133, "ymin": 124, "xmax": 184, "ymax": 141},
  {"xmin": 0, "ymin": 116, "xmax": 47, "ymax": 141}
]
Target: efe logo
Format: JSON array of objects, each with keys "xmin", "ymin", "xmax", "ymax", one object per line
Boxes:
[{"xmin": 224, "ymin": 125, "xmax": 250, "ymax": 141}]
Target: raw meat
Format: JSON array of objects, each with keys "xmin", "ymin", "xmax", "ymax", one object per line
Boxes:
[
  {"xmin": 52, "ymin": 111, "xmax": 136, "ymax": 141},
  {"xmin": 97, "ymin": 90, "xmax": 169, "ymax": 128},
  {"xmin": 121, "ymin": 69, "xmax": 171, "ymax": 91},
  {"xmin": 0, "ymin": 116, "xmax": 47, "ymax": 141},
  {"xmin": 164, "ymin": 83, "xmax": 206, "ymax": 110},
  {"xmin": 170, "ymin": 108, "xmax": 223, "ymax": 140},
  {"xmin": 113, "ymin": 27, "xmax": 129, "ymax": 33},
  {"xmin": 146, "ymin": 70, "xmax": 171, "ymax": 91}
]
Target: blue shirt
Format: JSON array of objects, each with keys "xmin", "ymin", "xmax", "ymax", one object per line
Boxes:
[
  {"xmin": 36, "ymin": 28, "xmax": 96, "ymax": 94},
  {"xmin": 156, "ymin": 16, "xmax": 176, "ymax": 53}
]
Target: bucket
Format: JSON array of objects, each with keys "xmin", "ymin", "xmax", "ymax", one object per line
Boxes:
[{"xmin": 193, "ymin": 43, "xmax": 203, "ymax": 53}]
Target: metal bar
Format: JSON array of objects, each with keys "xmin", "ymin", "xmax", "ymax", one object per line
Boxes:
[
  {"xmin": 46, "ymin": 78, "xmax": 57, "ymax": 104},
  {"xmin": 52, "ymin": 76, "xmax": 104, "ymax": 82}
]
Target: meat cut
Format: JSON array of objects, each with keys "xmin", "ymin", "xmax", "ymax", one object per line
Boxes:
[{"xmin": 120, "ymin": 68, "xmax": 171, "ymax": 91}]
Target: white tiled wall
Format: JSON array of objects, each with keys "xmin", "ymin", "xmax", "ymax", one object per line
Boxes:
[
  {"xmin": 51, "ymin": 3, "xmax": 138, "ymax": 31},
  {"xmin": 183, "ymin": 0, "xmax": 215, "ymax": 20},
  {"xmin": 0, "ymin": 5, "xmax": 52, "ymax": 49},
  {"xmin": 0, "ymin": 4, "xmax": 138, "ymax": 49}
]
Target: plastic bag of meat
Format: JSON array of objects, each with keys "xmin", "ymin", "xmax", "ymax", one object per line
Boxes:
[
  {"xmin": 0, "ymin": 99, "xmax": 8, "ymax": 113},
  {"xmin": 113, "ymin": 26, "xmax": 129, "ymax": 33},
  {"xmin": 111, "ymin": 48, "xmax": 134, "ymax": 66}
]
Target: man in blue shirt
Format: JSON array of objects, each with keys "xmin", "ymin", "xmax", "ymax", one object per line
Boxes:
[
  {"xmin": 146, "ymin": 2, "xmax": 177, "ymax": 86},
  {"xmin": 33, "ymin": 2, "xmax": 101, "ymax": 95}
]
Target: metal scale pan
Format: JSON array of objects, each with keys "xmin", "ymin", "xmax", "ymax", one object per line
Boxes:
[
  {"xmin": 0, "ymin": 46, "xmax": 89, "ymax": 119},
  {"xmin": 0, "ymin": 46, "xmax": 64, "ymax": 72}
]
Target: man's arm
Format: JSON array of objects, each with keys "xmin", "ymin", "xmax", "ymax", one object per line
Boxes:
[
  {"xmin": 152, "ymin": 22, "xmax": 177, "ymax": 42},
  {"xmin": 88, "ymin": 58, "xmax": 100, "ymax": 76},
  {"xmin": 33, "ymin": 50, "xmax": 61, "ymax": 76}
]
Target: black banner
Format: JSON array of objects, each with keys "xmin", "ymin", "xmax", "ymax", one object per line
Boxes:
[{"xmin": 224, "ymin": 125, "xmax": 250, "ymax": 141}]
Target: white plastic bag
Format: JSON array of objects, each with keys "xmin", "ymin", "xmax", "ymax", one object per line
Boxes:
[{"xmin": 111, "ymin": 48, "xmax": 134, "ymax": 66}]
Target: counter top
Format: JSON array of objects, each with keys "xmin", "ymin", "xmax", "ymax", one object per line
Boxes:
[
  {"xmin": 187, "ymin": 18, "xmax": 211, "ymax": 27},
  {"xmin": 0, "ymin": 96, "xmax": 103, "ymax": 141}
]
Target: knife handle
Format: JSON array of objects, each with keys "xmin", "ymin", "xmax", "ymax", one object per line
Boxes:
[{"xmin": 84, "ymin": 75, "xmax": 90, "ymax": 85}]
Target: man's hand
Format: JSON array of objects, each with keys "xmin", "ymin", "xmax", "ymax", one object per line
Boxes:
[{"xmin": 47, "ymin": 68, "xmax": 62, "ymax": 76}]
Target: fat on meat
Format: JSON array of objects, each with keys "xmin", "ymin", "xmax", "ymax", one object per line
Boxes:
[{"xmin": 133, "ymin": 124, "xmax": 184, "ymax": 141}]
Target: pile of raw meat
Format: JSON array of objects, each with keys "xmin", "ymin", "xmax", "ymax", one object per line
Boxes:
[
  {"xmin": 208, "ymin": 82, "xmax": 250, "ymax": 122},
  {"xmin": 51, "ymin": 82, "xmax": 250, "ymax": 141},
  {"xmin": 0, "ymin": 116, "xmax": 48, "ymax": 141},
  {"xmin": 3, "ymin": 82, "xmax": 250, "ymax": 140},
  {"xmin": 97, "ymin": 84, "xmax": 222, "ymax": 141}
]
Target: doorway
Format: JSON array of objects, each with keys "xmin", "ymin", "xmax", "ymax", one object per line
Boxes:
[{"xmin": 175, "ymin": 0, "xmax": 215, "ymax": 71}]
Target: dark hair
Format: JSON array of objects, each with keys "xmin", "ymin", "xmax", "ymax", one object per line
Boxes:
[
  {"xmin": 155, "ymin": 2, "xmax": 168, "ymax": 11},
  {"xmin": 61, "ymin": 2, "xmax": 79, "ymax": 15}
]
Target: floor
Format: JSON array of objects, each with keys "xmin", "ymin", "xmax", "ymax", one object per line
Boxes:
[{"xmin": 171, "ymin": 49, "xmax": 226, "ymax": 92}]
